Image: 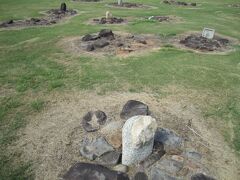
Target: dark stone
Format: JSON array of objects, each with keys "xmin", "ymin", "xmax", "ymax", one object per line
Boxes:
[
  {"xmin": 82, "ymin": 110, "xmax": 107, "ymax": 132},
  {"xmin": 31, "ymin": 18, "xmax": 41, "ymax": 23},
  {"xmin": 134, "ymin": 172, "xmax": 148, "ymax": 180},
  {"xmin": 80, "ymin": 137, "xmax": 114, "ymax": 160},
  {"xmin": 82, "ymin": 34, "xmax": 100, "ymax": 41},
  {"xmin": 154, "ymin": 128, "xmax": 183, "ymax": 154},
  {"xmin": 60, "ymin": 3, "xmax": 67, "ymax": 12},
  {"xmin": 86, "ymin": 44, "xmax": 95, "ymax": 51},
  {"xmin": 99, "ymin": 29, "xmax": 114, "ymax": 39},
  {"xmin": 191, "ymin": 3, "xmax": 197, "ymax": 6},
  {"xmin": 63, "ymin": 162, "xmax": 129, "ymax": 180},
  {"xmin": 120, "ymin": 100, "xmax": 150, "ymax": 120},
  {"xmin": 98, "ymin": 151, "xmax": 121, "ymax": 165},
  {"xmin": 93, "ymin": 39, "xmax": 110, "ymax": 48},
  {"xmin": 191, "ymin": 173, "xmax": 216, "ymax": 180},
  {"xmin": 6, "ymin": 20, "xmax": 13, "ymax": 24}
]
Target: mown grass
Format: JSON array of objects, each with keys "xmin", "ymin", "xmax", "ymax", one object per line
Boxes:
[{"xmin": 0, "ymin": 0, "xmax": 239, "ymax": 178}]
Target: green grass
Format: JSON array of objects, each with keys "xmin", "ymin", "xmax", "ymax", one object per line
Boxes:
[{"xmin": 0, "ymin": 0, "xmax": 240, "ymax": 178}]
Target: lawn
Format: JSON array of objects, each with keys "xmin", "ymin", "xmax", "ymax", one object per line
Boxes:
[{"xmin": 0, "ymin": 0, "xmax": 239, "ymax": 179}]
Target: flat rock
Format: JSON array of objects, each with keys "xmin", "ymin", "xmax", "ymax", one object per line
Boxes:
[
  {"xmin": 155, "ymin": 155, "xmax": 184, "ymax": 175},
  {"xmin": 120, "ymin": 100, "xmax": 150, "ymax": 120},
  {"xmin": 151, "ymin": 167, "xmax": 183, "ymax": 180},
  {"xmin": 134, "ymin": 172, "xmax": 148, "ymax": 180},
  {"xmin": 98, "ymin": 151, "xmax": 121, "ymax": 165},
  {"xmin": 80, "ymin": 137, "xmax": 114, "ymax": 160},
  {"xmin": 154, "ymin": 128, "xmax": 183, "ymax": 154},
  {"xmin": 184, "ymin": 150, "xmax": 202, "ymax": 162},
  {"xmin": 93, "ymin": 39, "xmax": 110, "ymax": 48},
  {"xmin": 63, "ymin": 162, "xmax": 129, "ymax": 180},
  {"xmin": 191, "ymin": 173, "xmax": 216, "ymax": 180}
]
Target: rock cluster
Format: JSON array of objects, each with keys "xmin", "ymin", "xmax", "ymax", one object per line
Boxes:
[
  {"xmin": 93, "ymin": 17, "xmax": 125, "ymax": 24},
  {"xmin": 63, "ymin": 100, "xmax": 216, "ymax": 180},
  {"xmin": 110, "ymin": 2, "xmax": 144, "ymax": 8},
  {"xmin": 0, "ymin": 3, "xmax": 77, "ymax": 28},
  {"xmin": 163, "ymin": 0, "xmax": 196, "ymax": 6},
  {"xmin": 180, "ymin": 35, "xmax": 229, "ymax": 51},
  {"xmin": 148, "ymin": 16, "xmax": 172, "ymax": 22}
]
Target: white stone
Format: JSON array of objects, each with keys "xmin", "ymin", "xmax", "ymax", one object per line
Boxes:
[
  {"xmin": 122, "ymin": 115, "xmax": 157, "ymax": 165},
  {"xmin": 106, "ymin": 11, "xmax": 112, "ymax": 19},
  {"xmin": 202, "ymin": 28, "xmax": 215, "ymax": 39}
]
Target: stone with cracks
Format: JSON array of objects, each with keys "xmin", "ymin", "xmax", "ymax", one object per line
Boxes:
[
  {"xmin": 122, "ymin": 115, "xmax": 157, "ymax": 165},
  {"xmin": 120, "ymin": 100, "xmax": 150, "ymax": 120},
  {"xmin": 80, "ymin": 137, "xmax": 114, "ymax": 160},
  {"xmin": 63, "ymin": 162, "xmax": 129, "ymax": 180}
]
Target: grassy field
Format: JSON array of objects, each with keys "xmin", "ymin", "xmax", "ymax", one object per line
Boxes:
[{"xmin": 0, "ymin": 0, "xmax": 239, "ymax": 179}]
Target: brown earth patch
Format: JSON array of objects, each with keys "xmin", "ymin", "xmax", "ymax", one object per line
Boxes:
[
  {"xmin": 58, "ymin": 30, "xmax": 162, "ymax": 58},
  {"xmin": 163, "ymin": 0, "xmax": 197, "ymax": 7},
  {"xmin": 9, "ymin": 87, "xmax": 240, "ymax": 179}
]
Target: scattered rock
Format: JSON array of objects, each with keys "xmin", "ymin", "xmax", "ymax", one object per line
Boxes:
[
  {"xmin": 148, "ymin": 16, "xmax": 171, "ymax": 22},
  {"xmin": 93, "ymin": 17, "xmax": 125, "ymax": 24},
  {"xmin": 99, "ymin": 29, "xmax": 114, "ymax": 39},
  {"xmin": 0, "ymin": 3, "xmax": 77, "ymax": 28},
  {"xmin": 82, "ymin": 34, "xmax": 100, "ymax": 41},
  {"xmin": 93, "ymin": 39, "xmax": 110, "ymax": 48},
  {"xmin": 163, "ymin": 0, "xmax": 196, "ymax": 6},
  {"xmin": 98, "ymin": 151, "xmax": 121, "ymax": 165},
  {"xmin": 184, "ymin": 150, "xmax": 202, "ymax": 162},
  {"xmin": 120, "ymin": 100, "xmax": 150, "ymax": 120},
  {"xmin": 86, "ymin": 44, "xmax": 95, "ymax": 51},
  {"xmin": 63, "ymin": 162, "xmax": 129, "ymax": 180},
  {"xmin": 156, "ymin": 155, "xmax": 184, "ymax": 175},
  {"xmin": 80, "ymin": 137, "xmax": 114, "ymax": 160},
  {"xmin": 154, "ymin": 128, "xmax": 183, "ymax": 154},
  {"xmin": 82, "ymin": 110, "xmax": 107, "ymax": 132},
  {"xmin": 151, "ymin": 167, "xmax": 183, "ymax": 180},
  {"xmin": 122, "ymin": 115, "xmax": 157, "ymax": 165},
  {"xmin": 112, "ymin": 164, "xmax": 128, "ymax": 173},
  {"xmin": 134, "ymin": 172, "xmax": 148, "ymax": 180},
  {"xmin": 110, "ymin": 2, "xmax": 146, "ymax": 8},
  {"xmin": 191, "ymin": 173, "xmax": 216, "ymax": 180},
  {"xmin": 180, "ymin": 35, "xmax": 229, "ymax": 51}
]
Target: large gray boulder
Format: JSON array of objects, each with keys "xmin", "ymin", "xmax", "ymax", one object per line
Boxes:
[{"xmin": 122, "ymin": 115, "xmax": 157, "ymax": 165}]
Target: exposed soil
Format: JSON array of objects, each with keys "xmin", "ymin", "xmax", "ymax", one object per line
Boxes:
[
  {"xmin": 180, "ymin": 34, "xmax": 230, "ymax": 52},
  {"xmin": 108, "ymin": 2, "xmax": 151, "ymax": 9},
  {"xmin": 163, "ymin": 0, "xmax": 197, "ymax": 6},
  {"xmin": 92, "ymin": 17, "xmax": 126, "ymax": 24},
  {"xmin": 58, "ymin": 29, "xmax": 162, "ymax": 58},
  {"xmin": 0, "ymin": 7, "xmax": 77, "ymax": 29},
  {"xmin": 9, "ymin": 88, "xmax": 240, "ymax": 180}
]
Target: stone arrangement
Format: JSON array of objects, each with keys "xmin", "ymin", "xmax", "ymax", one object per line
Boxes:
[
  {"xmin": 62, "ymin": 100, "xmax": 217, "ymax": 180},
  {"xmin": 163, "ymin": 0, "xmax": 197, "ymax": 6},
  {"xmin": 0, "ymin": 3, "xmax": 77, "ymax": 28}
]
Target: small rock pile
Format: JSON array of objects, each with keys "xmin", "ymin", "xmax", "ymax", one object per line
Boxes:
[
  {"xmin": 180, "ymin": 35, "xmax": 229, "ymax": 51},
  {"xmin": 63, "ymin": 100, "xmax": 216, "ymax": 180},
  {"xmin": 93, "ymin": 17, "xmax": 125, "ymax": 24},
  {"xmin": 163, "ymin": 0, "xmax": 197, "ymax": 6},
  {"xmin": 148, "ymin": 16, "xmax": 172, "ymax": 22},
  {"xmin": 0, "ymin": 3, "xmax": 77, "ymax": 28},
  {"xmin": 110, "ymin": 2, "xmax": 145, "ymax": 8}
]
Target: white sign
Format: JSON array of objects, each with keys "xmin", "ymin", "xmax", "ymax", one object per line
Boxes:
[{"xmin": 202, "ymin": 28, "xmax": 215, "ymax": 39}]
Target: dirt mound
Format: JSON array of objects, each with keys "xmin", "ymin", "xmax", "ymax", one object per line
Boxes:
[
  {"xmin": 59, "ymin": 29, "xmax": 162, "ymax": 58},
  {"xmin": 10, "ymin": 90, "xmax": 240, "ymax": 179},
  {"xmin": 163, "ymin": 0, "xmax": 196, "ymax": 6},
  {"xmin": 180, "ymin": 35, "xmax": 229, "ymax": 51},
  {"xmin": 0, "ymin": 5, "xmax": 77, "ymax": 29},
  {"xmin": 92, "ymin": 17, "xmax": 126, "ymax": 24}
]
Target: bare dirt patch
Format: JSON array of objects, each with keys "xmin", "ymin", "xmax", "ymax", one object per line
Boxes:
[
  {"xmin": 171, "ymin": 32, "xmax": 238, "ymax": 54},
  {"xmin": 147, "ymin": 15, "xmax": 182, "ymax": 23},
  {"xmin": 10, "ymin": 88, "xmax": 240, "ymax": 180},
  {"xmin": 0, "ymin": 5, "xmax": 77, "ymax": 29},
  {"xmin": 58, "ymin": 29, "xmax": 162, "ymax": 58},
  {"xmin": 90, "ymin": 17, "xmax": 127, "ymax": 25}
]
